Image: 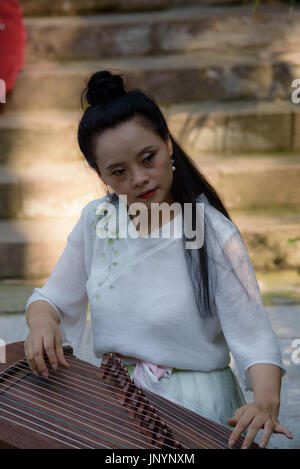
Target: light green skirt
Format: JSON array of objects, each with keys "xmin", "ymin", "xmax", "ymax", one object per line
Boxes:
[{"xmin": 125, "ymin": 364, "xmax": 246, "ymax": 430}]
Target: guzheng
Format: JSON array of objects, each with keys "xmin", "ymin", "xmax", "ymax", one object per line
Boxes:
[{"xmin": 0, "ymin": 341, "xmax": 260, "ymax": 449}]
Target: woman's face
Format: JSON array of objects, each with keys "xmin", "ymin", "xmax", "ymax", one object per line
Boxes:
[{"xmin": 94, "ymin": 117, "xmax": 175, "ymax": 211}]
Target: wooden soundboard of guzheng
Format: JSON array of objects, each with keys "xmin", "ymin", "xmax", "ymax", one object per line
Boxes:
[{"xmin": 0, "ymin": 341, "xmax": 260, "ymax": 449}]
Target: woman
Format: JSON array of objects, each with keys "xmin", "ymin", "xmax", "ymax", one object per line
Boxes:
[{"xmin": 25, "ymin": 70, "xmax": 293, "ymax": 449}]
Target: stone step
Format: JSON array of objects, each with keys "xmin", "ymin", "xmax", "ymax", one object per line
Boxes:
[
  {"xmin": 1, "ymin": 100, "xmax": 299, "ymax": 165},
  {"xmin": 23, "ymin": 4, "xmax": 300, "ymax": 63},
  {"xmin": 168, "ymin": 100, "xmax": 300, "ymax": 155},
  {"xmin": 0, "ymin": 109, "xmax": 83, "ymax": 165},
  {"xmin": 0, "ymin": 161, "xmax": 104, "ymax": 219},
  {"xmin": 193, "ymin": 154, "xmax": 300, "ymax": 209},
  {"xmin": 0, "ymin": 205, "xmax": 299, "ymax": 278},
  {"xmin": 4, "ymin": 49, "xmax": 299, "ymax": 111},
  {"xmin": 0, "ymin": 216, "xmax": 80, "ymax": 279},
  {"xmin": 20, "ymin": 0, "xmax": 290, "ymax": 17},
  {"xmin": 1, "ymin": 154, "xmax": 300, "ymax": 218},
  {"xmin": 230, "ymin": 206, "xmax": 300, "ymax": 270},
  {"xmin": 20, "ymin": 0, "xmax": 205, "ymax": 16}
]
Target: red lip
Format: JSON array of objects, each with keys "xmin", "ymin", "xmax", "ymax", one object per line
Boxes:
[{"xmin": 138, "ymin": 187, "xmax": 157, "ymax": 198}]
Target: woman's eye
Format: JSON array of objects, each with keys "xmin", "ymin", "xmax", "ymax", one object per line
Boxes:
[
  {"xmin": 112, "ymin": 169, "xmax": 125, "ymax": 176},
  {"xmin": 143, "ymin": 153, "xmax": 155, "ymax": 163},
  {"xmin": 111, "ymin": 154, "xmax": 154, "ymax": 176}
]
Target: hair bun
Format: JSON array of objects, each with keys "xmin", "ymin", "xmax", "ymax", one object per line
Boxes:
[{"xmin": 85, "ymin": 71, "xmax": 126, "ymax": 106}]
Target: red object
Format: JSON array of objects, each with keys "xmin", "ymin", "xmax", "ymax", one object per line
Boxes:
[
  {"xmin": 138, "ymin": 188, "xmax": 158, "ymax": 199},
  {"xmin": 0, "ymin": 0, "xmax": 27, "ymax": 100}
]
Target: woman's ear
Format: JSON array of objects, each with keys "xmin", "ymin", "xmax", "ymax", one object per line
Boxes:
[{"xmin": 167, "ymin": 135, "xmax": 173, "ymax": 156}]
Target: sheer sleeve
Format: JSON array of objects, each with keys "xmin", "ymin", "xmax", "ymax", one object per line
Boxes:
[
  {"xmin": 212, "ymin": 228, "xmax": 286, "ymax": 392},
  {"xmin": 24, "ymin": 205, "xmax": 89, "ymax": 346}
]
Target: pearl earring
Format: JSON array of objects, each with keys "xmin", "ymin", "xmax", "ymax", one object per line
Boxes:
[
  {"xmin": 106, "ymin": 187, "xmax": 113, "ymax": 202},
  {"xmin": 171, "ymin": 157, "xmax": 176, "ymax": 172}
]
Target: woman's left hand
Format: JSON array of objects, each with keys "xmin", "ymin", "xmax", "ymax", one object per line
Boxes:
[{"xmin": 226, "ymin": 401, "xmax": 293, "ymax": 449}]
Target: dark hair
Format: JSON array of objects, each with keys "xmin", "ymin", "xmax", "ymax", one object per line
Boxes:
[{"xmin": 78, "ymin": 70, "xmax": 233, "ymax": 320}]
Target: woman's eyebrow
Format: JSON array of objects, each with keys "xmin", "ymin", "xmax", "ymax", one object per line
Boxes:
[{"xmin": 104, "ymin": 145, "xmax": 156, "ymax": 170}]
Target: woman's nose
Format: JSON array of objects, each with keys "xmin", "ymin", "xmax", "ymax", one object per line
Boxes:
[{"xmin": 131, "ymin": 169, "xmax": 150, "ymax": 187}]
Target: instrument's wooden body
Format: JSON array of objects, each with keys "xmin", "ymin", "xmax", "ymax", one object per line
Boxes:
[{"xmin": 0, "ymin": 341, "xmax": 259, "ymax": 449}]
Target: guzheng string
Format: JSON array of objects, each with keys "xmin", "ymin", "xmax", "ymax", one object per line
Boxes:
[
  {"xmin": 0, "ymin": 412, "xmax": 83, "ymax": 449},
  {"xmin": 0, "ymin": 345, "xmax": 271, "ymax": 449},
  {"xmin": 67, "ymin": 345, "xmax": 233, "ymax": 424},
  {"xmin": 65, "ymin": 345, "xmax": 243, "ymax": 429},
  {"xmin": 0, "ymin": 358, "xmax": 233, "ymax": 447},
  {"xmin": 0, "ymin": 362, "xmax": 177, "ymax": 449},
  {"xmin": 65, "ymin": 344, "xmax": 277, "ymax": 449},
  {"xmin": 68, "ymin": 346, "xmax": 231, "ymax": 429},
  {"xmin": 65, "ymin": 344, "xmax": 276, "ymax": 449},
  {"xmin": 63, "ymin": 352, "xmax": 238, "ymax": 448},
  {"xmin": 48, "ymin": 352, "xmax": 233, "ymax": 448},
  {"xmin": 71, "ymin": 352, "xmax": 220, "ymax": 422},
  {"xmin": 16, "ymin": 352, "xmax": 246, "ymax": 443},
  {"xmin": 1, "ymin": 359, "xmax": 228, "ymax": 449}
]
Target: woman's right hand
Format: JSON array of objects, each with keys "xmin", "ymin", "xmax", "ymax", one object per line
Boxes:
[{"xmin": 24, "ymin": 314, "xmax": 69, "ymax": 378}]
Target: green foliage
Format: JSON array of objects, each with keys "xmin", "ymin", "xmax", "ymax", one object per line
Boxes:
[
  {"xmin": 249, "ymin": 0, "xmax": 295, "ymax": 12},
  {"xmin": 287, "ymin": 237, "xmax": 300, "ymax": 244}
]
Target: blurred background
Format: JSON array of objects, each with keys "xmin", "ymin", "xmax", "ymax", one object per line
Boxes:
[{"xmin": 0, "ymin": 0, "xmax": 299, "ymax": 448}]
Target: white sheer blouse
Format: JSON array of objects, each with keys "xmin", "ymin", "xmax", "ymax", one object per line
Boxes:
[{"xmin": 25, "ymin": 193, "xmax": 286, "ymax": 391}]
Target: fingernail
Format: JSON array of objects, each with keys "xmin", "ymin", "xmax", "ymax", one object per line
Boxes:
[
  {"xmin": 229, "ymin": 439, "xmax": 235, "ymax": 447},
  {"xmin": 42, "ymin": 371, "xmax": 48, "ymax": 378},
  {"xmin": 52, "ymin": 363, "xmax": 57, "ymax": 370},
  {"xmin": 259, "ymin": 441, "xmax": 265, "ymax": 448},
  {"xmin": 241, "ymin": 445, "xmax": 248, "ymax": 449}
]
